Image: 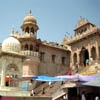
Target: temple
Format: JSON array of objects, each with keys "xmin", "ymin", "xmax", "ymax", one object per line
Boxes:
[{"xmin": 0, "ymin": 12, "xmax": 100, "ymax": 97}]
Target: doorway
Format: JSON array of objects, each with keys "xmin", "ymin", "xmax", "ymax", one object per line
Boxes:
[
  {"xmin": 80, "ymin": 47, "xmax": 89, "ymax": 66},
  {"xmin": 84, "ymin": 49, "xmax": 89, "ymax": 66}
]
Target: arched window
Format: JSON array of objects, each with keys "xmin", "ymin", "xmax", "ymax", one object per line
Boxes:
[
  {"xmin": 31, "ymin": 27, "xmax": 34, "ymax": 33},
  {"xmin": 30, "ymin": 44, "xmax": 33, "ymax": 50},
  {"xmin": 5, "ymin": 64, "xmax": 19, "ymax": 87},
  {"xmin": 21, "ymin": 45, "xmax": 24, "ymax": 50},
  {"xmin": 91, "ymin": 46, "xmax": 96, "ymax": 60},
  {"xmin": 25, "ymin": 27, "xmax": 29, "ymax": 33},
  {"xmin": 73, "ymin": 53, "xmax": 77, "ymax": 65},
  {"xmin": 24, "ymin": 44, "xmax": 28, "ymax": 50},
  {"xmin": 99, "ymin": 46, "xmax": 100, "ymax": 59}
]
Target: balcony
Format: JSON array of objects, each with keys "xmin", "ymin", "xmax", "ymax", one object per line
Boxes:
[{"xmin": 21, "ymin": 50, "xmax": 39, "ymax": 57}]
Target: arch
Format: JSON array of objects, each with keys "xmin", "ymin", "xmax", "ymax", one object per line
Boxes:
[
  {"xmin": 24, "ymin": 44, "xmax": 28, "ymax": 50},
  {"xmin": 5, "ymin": 64, "xmax": 20, "ymax": 87},
  {"xmin": 91, "ymin": 46, "xmax": 96, "ymax": 60},
  {"xmin": 31, "ymin": 27, "xmax": 34, "ymax": 33},
  {"xmin": 79, "ymin": 47, "xmax": 89, "ymax": 66},
  {"xmin": 73, "ymin": 53, "xmax": 77, "ymax": 65},
  {"xmin": 6, "ymin": 64, "xmax": 18, "ymax": 71},
  {"xmin": 30, "ymin": 44, "xmax": 33, "ymax": 51},
  {"xmin": 21, "ymin": 45, "xmax": 24, "ymax": 50},
  {"xmin": 25, "ymin": 27, "xmax": 29, "ymax": 33},
  {"xmin": 99, "ymin": 46, "xmax": 100, "ymax": 59}
]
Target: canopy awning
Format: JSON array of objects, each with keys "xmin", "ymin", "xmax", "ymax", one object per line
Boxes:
[
  {"xmin": 55, "ymin": 74, "xmax": 78, "ymax": 81},
  {"xmin": 78, "ymin": 74, "xmax": 98, "ymax": 82},
  {"xmin": 82, "ymin": 74, "xmax": 100, "ymax": 87},
  {"xmin": 55, "ymin": 74, "xmax": 98, "ymax": 82},
  {"xmin": 32, "ymin": 74, "xmax": 98, "ymax": 82},
  {"xmin": 32, "ymin": 75, "xmax": 64, "ymax": 82}
]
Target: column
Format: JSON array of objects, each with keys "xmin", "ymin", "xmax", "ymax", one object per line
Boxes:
[
  {"xmin": 70, "ymin": 52, "xmax": 74, "ymax": 67},
  {"xmin": 88, "ymin": 45, "xmax": 91, "ymax": 58},
  {"xmin": 95, "ymin": 41, "xmax": 99, "ymax": 60},
  {"xmin": 29, "ymin": 26, "xmax": 31, "ymax": 33},
  {"xmin": 1, "ymin": 65, "xmax": 6, "ymax": 87},
  {"xmin": 77, "ymin": 51, "xmax": 80, "ymax": 64}
]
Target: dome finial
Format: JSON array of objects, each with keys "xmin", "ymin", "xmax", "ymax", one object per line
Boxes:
[
  {"xmin": 11, "ymin": 27, "xmax": 14, "ymax": 34},
  {"xmin": 29, "ymin": 10, "xmax": 32, "ymax": 14},
  {"xmin": 10, "ymin": 27, "xmax": 14, "ymax": 36},
  {"xmin": 80, "ymin": 16, "xmax": 82, "ymax": 19}
]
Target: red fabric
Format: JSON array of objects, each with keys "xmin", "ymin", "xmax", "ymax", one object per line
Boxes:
[
  {"xmin": 5, "ymin": 77, "xmax": 12, "ymax": 82},
  {"xmin": 67, "ymin": 70, "xmax": 72, "ymax": 75}
]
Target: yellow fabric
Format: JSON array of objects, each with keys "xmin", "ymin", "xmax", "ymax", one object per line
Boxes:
[{"xmin": 80, "ymin": 70, "xmax": 97, "ymax": 75}]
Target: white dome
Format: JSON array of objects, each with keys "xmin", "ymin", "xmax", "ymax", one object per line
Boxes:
[{"xmin": 2, "ymin": 37, "xmax": 21, "ymax": 53}]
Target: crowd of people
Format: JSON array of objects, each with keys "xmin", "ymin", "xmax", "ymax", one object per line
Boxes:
[
  {"xmin": 60, "ymin": 91, "xmax": 100, "ymax": 100},
  {"xmin": 76, "ymin": 92, "xmax": 100, "ymax": 100}
]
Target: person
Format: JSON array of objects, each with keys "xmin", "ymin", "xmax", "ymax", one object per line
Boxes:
[
  {"xmin": 86, "ymin": 59, "xmax": 89, "ymax": 66},
  {"xmin": 0, "ymin": 95, "xmax": 2, "ymax": 100},
  {"xmin": 63, "ymin": 94, "xmax": 68, "ymax": 100},
  {"xmin": 95, "ymin": 96, "xmax": 100, "ymax": 100},
  {"xmin": 67, "ymin": 68, "xmax": 72, "ymax": 75},
  {"xmin": 30, "ymin": 89, "xmax": 35, "ymax": 96},
  {"xmin": 89, "ymin": 56, "xmax": 93, "ymax": 65},
  {"xmin": 75, "ymin": 62, "xmax": 79, "ymax": 73},
  {"xmin": 95, "ymin": 62, "xmax": 98, "ymax": 70},
  {"xmin": 42, "ymin": 87, "xmax": 45, "ymax": 94},
  {"xmin": 81, "ymin": 91, "xmax": 86, "ymax": 100},
  {"xmin": 49, "ymin": 81, "xmax": 52, "ymax": 88},
  {"xmin": 61, "ymin": 81, "xmax": 64, "ymax": 85}
]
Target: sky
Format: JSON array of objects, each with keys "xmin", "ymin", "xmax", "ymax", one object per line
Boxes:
[{"xmin": 0, "ymin": 0, "xmax": 100, "ymax": 43}]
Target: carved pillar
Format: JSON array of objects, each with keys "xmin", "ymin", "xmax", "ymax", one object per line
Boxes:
[
  {"xmin": 95, "ymin": 41, "xmax": 99, "ymax": 60},
  {"xmin": 1, "ymin": 64, "xmax": 6, "ymax": 87},
  {"xmin": 70, "ymin": 52, "xmax": 74, "ymax": 66},
  {"xmin": 77, "ymin": 51, "xmax": 80, "ymax": 64},
  {"xmin": 88, "ymin": 46, "xmax": 91, "ymax": 58}
]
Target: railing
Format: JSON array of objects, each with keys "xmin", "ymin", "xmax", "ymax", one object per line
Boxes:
[{"xmin": 21, "ymin": 50, "xmax": 39, "ymax": 57}]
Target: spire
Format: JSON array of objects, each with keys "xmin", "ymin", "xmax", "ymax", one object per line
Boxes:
[
  {"xmin": 10, "ymin": 27, "xmax": 15, "ymax": 37},
  {"xmin": 29, "ymin": 10, "xmax": 32, "ymax": 15},
  {"xmin": 11, "ymin": 27, "xmax": 14, "ymax": 34},
  {"xmin": 80, "ymin": 16, "xmax": 82, "ymax": 19},
  {"xmin": 62, "ymin": 33, "xmax": 69, "ymax": 45}
]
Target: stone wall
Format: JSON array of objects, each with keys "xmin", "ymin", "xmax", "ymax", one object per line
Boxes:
[{"xmin": 39, "ymin": 44, "xmax": 70, "ymax": 76}]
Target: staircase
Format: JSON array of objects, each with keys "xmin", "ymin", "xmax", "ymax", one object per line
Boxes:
[
  {"xmin": 78, "ymin": 61, "xmax": 100, "ymax": 75},
  {"xmin": 52, "ymin": 88, "xmax": 66, "ymax": 100},
  {"xmin": 33, "ymin": 81, "xmax": 67, "ymax": 99}
]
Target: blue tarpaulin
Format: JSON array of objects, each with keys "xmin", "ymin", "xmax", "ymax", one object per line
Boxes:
[
  {"xmin": 32, "ymin": 75, "xmax": 64, "ymax": 82},
  {"xmin": 32, "ymin": 74, "xmax": 98, "ymax": 82}
]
